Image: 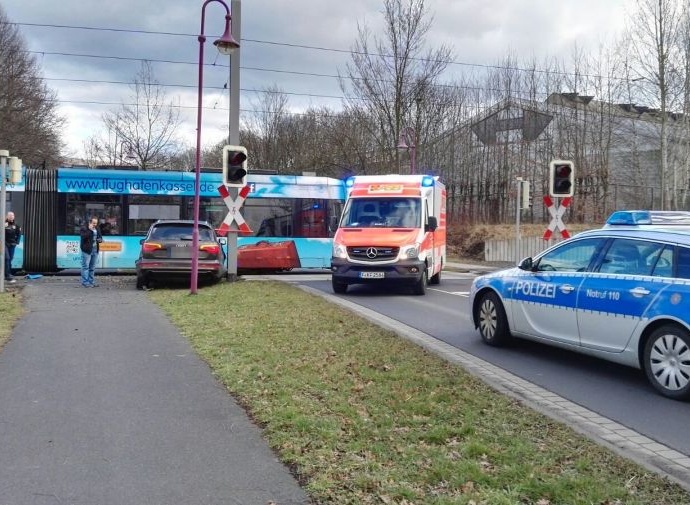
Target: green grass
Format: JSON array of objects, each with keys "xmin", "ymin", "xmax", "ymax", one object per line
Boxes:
[
  {"xmin": 149, "ymin": 280, "xmax": 690, "ymax": 505},
  {"xmin": 0, "ymin": 289, "xmax": 23, "ymax": 350}
]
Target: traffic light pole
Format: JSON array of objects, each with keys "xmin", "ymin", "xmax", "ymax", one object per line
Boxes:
[
  {"xmin": 227, "ymin": 0, "xmax": 241, "ymax": 282},
  {"xmin": 515, "ymin": 177, "xmax": 522, "ymax": 264}
]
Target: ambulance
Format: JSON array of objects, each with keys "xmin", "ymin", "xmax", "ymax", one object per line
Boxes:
[{"xmin": 330, "ymin": 174, "xmax": 446, "ymax": 295}]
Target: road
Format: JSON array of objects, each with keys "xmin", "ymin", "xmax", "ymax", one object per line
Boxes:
[{"xmin": 271, "ymin": 270, "xmax": 690, "ymax": 460}]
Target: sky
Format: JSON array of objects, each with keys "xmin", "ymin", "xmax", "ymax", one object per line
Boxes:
[{"xmin": 1, "ymin": 0, "xmax": 633, "ymax": 159}]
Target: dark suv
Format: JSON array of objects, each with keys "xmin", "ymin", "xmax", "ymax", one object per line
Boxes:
[{"xmin": 135, "ymin": 220, "xmax": 227, "ymax": 289}]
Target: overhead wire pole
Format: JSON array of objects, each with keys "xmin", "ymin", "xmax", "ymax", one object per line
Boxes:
[
  {"xmin": 0, "ymin": 150, "xmax": 7, "ymax": 293},
  {"xmin": 227, "ymin": 0, "xmax": 241, "ymax": 282}
]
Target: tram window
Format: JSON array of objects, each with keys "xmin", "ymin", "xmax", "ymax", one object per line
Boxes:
[
  {"xmin": 240, "ymin": 198, "xmax": 332, "ymax": 238},
  {"xmin": 65, "ymin": 194, "xmax": 123, "ymax": 235},
  {"xmin": 129, "ymin": 195, "xmax": 182, "ymax": 235}
]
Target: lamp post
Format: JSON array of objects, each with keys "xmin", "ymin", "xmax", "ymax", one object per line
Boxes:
[
  {"xmin": 190, "ymin": 0, "xmax": 239, "ymax": 294},
  {"xmin": 396, "ymin": 127, "xmax": 416, "ymax": 175},
  {"xmin": 118, "ymin": 141, "xmax": 135, "ymax": 166}
]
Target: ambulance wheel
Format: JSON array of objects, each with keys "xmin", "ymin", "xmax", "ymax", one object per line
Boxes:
[
  {"xmin": 429, "ymin": 268, "xmax": 441, "ymax": 285},
  {"xmin": 477, "ymin": 291, "xmax": 510, "ymax": 346},
  {"xmin": 332, "ymin": 278, "xmax": 348, "ymax": 294},
  {"xmin": 643, "ymin": 324, "xmax": 690, "ymax": 400},
  {"xmin": 412, "ymin": 268, "xmax": 428, "ymax": 295}
]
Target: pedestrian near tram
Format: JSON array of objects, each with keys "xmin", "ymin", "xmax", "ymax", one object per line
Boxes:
[
  {"xmin": 4, "ymin": 211, "xmax": 21, "ymax": 283},
  {"xmin": 79, "ymin": 216, "xmax": 103, "ymax": 287}
]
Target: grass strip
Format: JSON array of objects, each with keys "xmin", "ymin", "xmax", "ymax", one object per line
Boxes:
[
  {"xmin": 149, "ymin": 280, "xmax": 690, "ymax": 505},
  {"xmin": 0, "ymin": 290, "xmax": 23, "ymax": 350}
]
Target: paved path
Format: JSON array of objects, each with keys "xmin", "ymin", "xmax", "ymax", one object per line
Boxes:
[{"xmin": 0, "ymin": 276, "xmax": 309, "ymax": 505}]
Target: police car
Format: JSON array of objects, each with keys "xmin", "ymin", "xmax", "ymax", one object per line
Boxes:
[{"xmin": 469, "ymin": 210, "xmax": 690, "ymax": 400}]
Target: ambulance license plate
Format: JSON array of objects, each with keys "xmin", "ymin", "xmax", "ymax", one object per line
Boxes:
[{"xmin": 360, "ymin": 271, "xmax": 385, "ymax": 279}]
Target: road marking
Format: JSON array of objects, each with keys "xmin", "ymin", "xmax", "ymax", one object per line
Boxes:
[{"xmin": 428, "ymin": 288, "xmax": 470, "ymax": 297}]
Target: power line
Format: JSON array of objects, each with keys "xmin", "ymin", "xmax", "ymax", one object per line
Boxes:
[
  {"xmin": 43, "ymin": 75, "xmax": 553, "ymax": 102},
  {"xmin": 43, "ymin": 77, "xmax": 350, "ymax": 100},
  {"xmin": 32, "ymin": 50, "xmax": 563, "ymax": 100},
  {"xmin": 5, "ymin": 20, "xmax": 633, "ymax": 81}
]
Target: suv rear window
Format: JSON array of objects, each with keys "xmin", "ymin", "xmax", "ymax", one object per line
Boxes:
[{"xmin": 149, "ymin": 224, "xmax": 215, "ymax": 241}]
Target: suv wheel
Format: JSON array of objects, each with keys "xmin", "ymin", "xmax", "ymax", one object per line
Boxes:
[{"xmin": 136, "ymin": 272, "xmax": 148, "ymax": 290}]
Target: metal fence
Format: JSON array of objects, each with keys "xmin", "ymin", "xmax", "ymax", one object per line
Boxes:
[{"xmin": 484, "ymin": 236, "xmax": 566, "ymax": 263}]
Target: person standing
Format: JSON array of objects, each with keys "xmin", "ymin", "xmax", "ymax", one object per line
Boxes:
[
  {"xmin": 4, "ymin": 211, "xmax": 21, "ymax": 284},
  {"xmin": 79, "ymin": 217, "xmax": 102, "ymax": 287}
]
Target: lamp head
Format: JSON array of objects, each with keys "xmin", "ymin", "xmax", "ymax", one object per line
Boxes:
[{"xmin": 214, "ymin": 14, "xmax": 239, "ymax": 55}]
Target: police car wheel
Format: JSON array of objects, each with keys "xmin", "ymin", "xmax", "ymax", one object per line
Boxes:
[
  {"xmin": 643, "ymin": 324, "xmax": 690, "ymax": 400},
  {"xmin": 477, "ymin": 291, "xmax": 510, "ymax": 346}
]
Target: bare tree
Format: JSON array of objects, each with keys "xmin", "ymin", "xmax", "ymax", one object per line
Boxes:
[
  {"xmin": 625, "ymin": 0, "xmax": 685, "ymax": 209},
  {"xmin": 0, "ymin": 6, "xmax": 64, "ymax": 168},
  {"xmin": 101, "ymin": 61, "xmax": 182, "ymax": 170},
  {"xmin": 244, "ymin": 85, "xmax": 291, "ymax": 171},
  {"xmin": 339, "ymin": 0, "xmax": 454, "ymax": 173}
]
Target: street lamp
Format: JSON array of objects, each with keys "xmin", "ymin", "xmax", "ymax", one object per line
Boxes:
[
  {"xmin": 118, "ymin": 141, "xmax": 135, "ymax": 166},
  {"xmin": 191, "ymin": 0, "xmax": 239, "ymax": 294},
  {"xmin": 397, "ymin": 127, "xmax": 416, "ymax": 175}
]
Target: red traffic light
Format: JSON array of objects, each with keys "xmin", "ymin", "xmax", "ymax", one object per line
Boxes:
[
  {"xmin": 222, "ymin": 145, "xmax": 248, "ymax": 187},
  {"xmin": 548, "ymin": 160, "xmax": 575, "ymax": 197},
  {"xmin": 555, "ymin": 164, "xmax": 572, "ymax": 177},
  {"xmin": 228, "ymin": 151, "xmax": 247, "ymax": 165}
]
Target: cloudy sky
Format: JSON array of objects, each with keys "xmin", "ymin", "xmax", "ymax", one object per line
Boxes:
[{"xmin": 2, "ymin": 0, "xmax": 633, "ymax": 158}]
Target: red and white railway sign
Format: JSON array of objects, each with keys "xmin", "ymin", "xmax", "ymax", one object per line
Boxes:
[
  {"xmin": 216, "ymin": 184, "xmax": 252, "ymax": 236},
  {"xmin": 543, "ymin": 195, "xmax": 571, "ymax": 240}
]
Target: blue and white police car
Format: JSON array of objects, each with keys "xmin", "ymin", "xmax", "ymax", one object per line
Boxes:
[{"xmin": 469, "ymin": 210, "xmax": 690, "ymax": 400}]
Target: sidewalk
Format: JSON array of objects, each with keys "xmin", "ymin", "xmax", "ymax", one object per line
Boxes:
[{"xmin": 0, "ymin": 276, "xmax": 309, "ymax": 504}]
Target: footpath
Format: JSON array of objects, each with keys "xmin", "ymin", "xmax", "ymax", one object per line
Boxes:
[{"xmin": 0, "ymin": 276, "xmax": 309, "ymax": 505}]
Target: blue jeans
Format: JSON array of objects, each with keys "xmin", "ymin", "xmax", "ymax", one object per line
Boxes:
[
  {"xmin": 81, "ymin": 251, "xmax": 98, "ymax": 286},
  {"xmin": 4, "ymin": 245, "xmax": 15, "ymax": 279}
]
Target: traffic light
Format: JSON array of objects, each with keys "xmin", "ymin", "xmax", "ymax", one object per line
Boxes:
[
  {"xmin": 548, "ymin": 160, "xmax": 575, "ymax": 197},
  {"xmin": 520, "ymin": 180, "xmax": 531, "ymax": 209},
  {"xmin": 222, "ymin": 145, "xmax": 248, "ymax": 187},
  {"xmin": 8, "ymin": 157, "xmax": 22, "ymax": 184}
]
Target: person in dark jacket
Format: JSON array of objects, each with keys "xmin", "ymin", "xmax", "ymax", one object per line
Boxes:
[
  {"xmin": 79, "ymin": 216, "xmax": 103, "ymax": 287},
  {"xmin": 4, "ymin": 211, "xmax": 21, "ymax": 283}
]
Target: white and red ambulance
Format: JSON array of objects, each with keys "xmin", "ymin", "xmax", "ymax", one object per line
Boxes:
[{"xmin": 330, "ymin": 174, "xmax": 446, "ymax": 295}]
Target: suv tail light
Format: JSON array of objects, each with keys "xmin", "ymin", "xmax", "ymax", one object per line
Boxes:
[
  {"xmin": 200, "ymin": 243, "xmax": 220, "ymax": 255},
  {"xmin": 143, "ymin": 242, "xmax": 164, "ymax": 253}
]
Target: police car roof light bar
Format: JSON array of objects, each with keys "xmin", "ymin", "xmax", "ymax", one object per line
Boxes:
[{"xmin": 606, "ymin": 210, "xmax": 690, "ymax": 226}]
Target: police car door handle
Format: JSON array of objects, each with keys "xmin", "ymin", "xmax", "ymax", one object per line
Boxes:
[
  {"xmin": 630, "ymin": 287, "xmax": 650, "ymax": 297},
  {"xmin": 559, "ymin": 284, "xmax": 575, "ymax": 294}
]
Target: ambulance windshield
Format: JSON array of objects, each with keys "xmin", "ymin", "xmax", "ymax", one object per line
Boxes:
[{"xmin": 341, "ymin": 198, "xmax": 420, "ymax": 228}]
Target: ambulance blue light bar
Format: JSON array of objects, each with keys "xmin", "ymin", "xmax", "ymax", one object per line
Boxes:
[
  {"xmin": 421, "ymin": 176, "xmax": 435, "ymax": 187},
  {"xmin": 605, "ymin": 210, "xmax": 690, "ymax": 226},
  {"xmin": 345, "ymin": 177, "xmax": 355, "ymax": 188}
]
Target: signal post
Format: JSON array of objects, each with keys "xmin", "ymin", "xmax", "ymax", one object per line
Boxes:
[
  {"xmin": 221, "ymin": 145, "xmax": 248, "ymax": 281},
  {"xmin": 544, "ymin": 160, "xmax": 575, "ymax": 241}
]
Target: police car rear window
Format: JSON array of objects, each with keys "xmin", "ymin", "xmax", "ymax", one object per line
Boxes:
[{"xmin": 678, "ymin": 247, "xmax": 690, "ymax": 279}]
